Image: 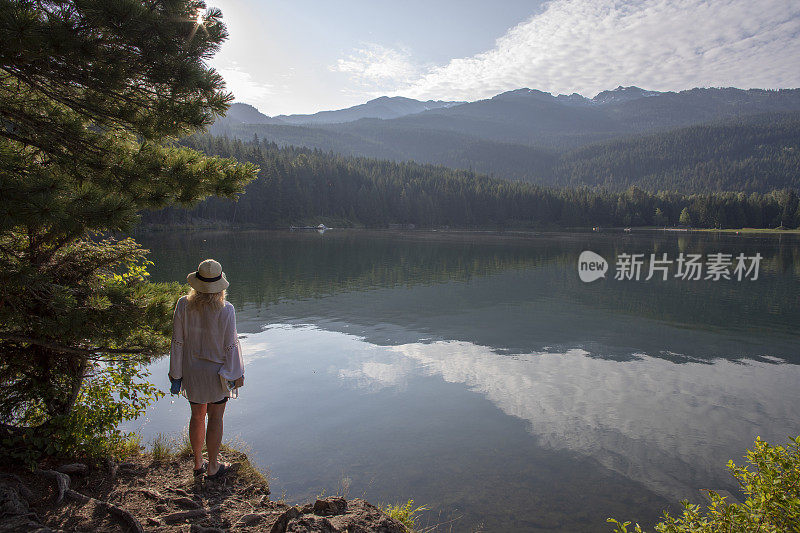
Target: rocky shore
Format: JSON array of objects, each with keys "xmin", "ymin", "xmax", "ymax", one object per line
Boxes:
[{"xmin": 0, "ymin": 450, "xmax": 408, "ymax": 532}]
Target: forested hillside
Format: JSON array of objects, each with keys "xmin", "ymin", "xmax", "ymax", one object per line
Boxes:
[
  {"xmin": 142, "ymin": 135, "xmax": 800, "ymax": 230},
  {"xmin": 553, "ymin": 112, "xmax": 800, "ymax": 191},
  {"xmin": 209, "ymin": 112, "xmax": 800, "ymax": 193}
]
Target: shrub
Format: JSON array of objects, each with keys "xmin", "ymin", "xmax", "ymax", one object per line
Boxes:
[{"xmin": 608, "ymin": 435, "xmax": 800, "ymax": 532}]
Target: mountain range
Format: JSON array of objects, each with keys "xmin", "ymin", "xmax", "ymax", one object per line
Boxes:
[
  {"xmin": 210, "ymin": 86, "xmax": 800, "ymax": 192},
  {"xmin": 215, "ymin": 96, "xmax": 462, "ymax": 127}
]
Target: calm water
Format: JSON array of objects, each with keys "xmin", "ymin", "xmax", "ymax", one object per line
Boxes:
[{"xmin": 126, "ymin": 229, "xmax": 800, "ymax": 532}]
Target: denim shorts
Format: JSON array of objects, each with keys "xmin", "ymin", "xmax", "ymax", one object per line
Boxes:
[{"xmin": 189, "ymin": 396, "xmax": 229, "ymax": 405}]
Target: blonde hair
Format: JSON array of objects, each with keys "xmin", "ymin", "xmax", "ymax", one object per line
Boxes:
[{"xmin": 186, "ymin": 287, "xmax": 227, "ymax": 311}]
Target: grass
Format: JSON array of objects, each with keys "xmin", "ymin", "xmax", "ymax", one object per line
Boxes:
[
  {"xmin": 108, "ymin": 431, "xmax": 143, "ymax": 459},
  {"xmin": 147, "ymin": 431, "xmax": 269, "ymax": 490},
  {"xmin": 149, "ymin": 433, "xmax": 175, "ymax": 462},
  {"xmin": 219, "ymin": 437, "xmax": 270, "ymax": 489},
  {"xmin": 177, "ymin": 427, "xmax": 193, "ymax": 458},
  {"xmin": 381, "ymin": 499, "xmax": 428, "ymax": 532}
]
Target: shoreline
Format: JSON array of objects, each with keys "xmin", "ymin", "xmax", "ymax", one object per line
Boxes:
[
  {"xmin": 0, "ymin": 446, "xmax": 411, "ymax": 532},
  {"xmin": 135, "ymin": 224, "xmax": 800, "ymax": 237}
]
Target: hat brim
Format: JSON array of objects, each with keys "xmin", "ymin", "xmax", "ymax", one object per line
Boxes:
[{"xmin": 187, "ymin": 272, "xmax": 230, "ymax": 293}]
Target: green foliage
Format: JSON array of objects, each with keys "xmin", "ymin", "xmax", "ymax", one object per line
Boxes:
[
  {"xmin": 0, "ymin": 0, "xmax": 257, "ymax": 462},
  {"xmin": 609, "ymin": 436, "xmax": 800, "ymax": 533},
  {"xmin": 65, "ymin": 360, "xmax": 161, "ymax": 459},
  {"xmin": 382, "ymin": 499, "xmax": 428, "ymax": 532},
  {"xmin": 0, "ymin": 237, "xmax": 181, "ymax": 425}
]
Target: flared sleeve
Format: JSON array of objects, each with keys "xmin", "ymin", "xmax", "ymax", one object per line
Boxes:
[
  {"xmin": 218, "ymin": 304, "xmax": 245, "ymax": 381},
  {"xmin": 168, "ymin": 298, "xmax": 185, "ymax": 380}
]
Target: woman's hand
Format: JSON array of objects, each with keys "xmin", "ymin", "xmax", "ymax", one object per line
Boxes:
[
  {"xmin": 233, "ymin": 376, "xmax": 244, "ymax": 389},
  {"xmin": 169, "ymin": 376, "xmax": 182, "ymax": 395}
]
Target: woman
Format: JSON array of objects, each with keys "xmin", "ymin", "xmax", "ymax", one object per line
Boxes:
[{"xmin": 168, "ymin": 259, "xmax": 244, "ymax": 479}]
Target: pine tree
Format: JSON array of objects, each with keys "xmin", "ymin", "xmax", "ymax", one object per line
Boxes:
[
  {"xmin": 679, "ymin": 207, "xmax": 692, "ymax": 227},
  {"xmin": 0, "ymin": 0, "xmax": 258, "ymax": 457}
]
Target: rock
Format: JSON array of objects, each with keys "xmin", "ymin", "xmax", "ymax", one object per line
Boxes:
[
  {"xmin": 105, "ymin": 457, "xmax": 118, "ymax": 476},
  {"xmin": 145, "ymin": 517, "xmax": 162, "ymax": 527},
  {"xmin": 171, "ymin": 487, "xmax": 191, "ymax": 497},
  {"xmin": 287, "ymin": 515, "xmax": 334, "ymax": 532},
  {"xmin": 171, "ymin": 496, "xmax": 201, "ymax": 509},
  {"xmin": 0, "ymin": 483, "xmax": 29, "ymax": 516},
  {"xmin": 326, "ymin": 499, "xmax": 407, "ymax": 533},
  {"xmin": 36, "ymin": 470, "xmax": 70, "ymax": 504},
  {"xmin": 63, "ymin": 489, "xmax": 144, "ymax": 533},
  {"xmin": 116, "ymin": 462, "xmax": 145, "ymax": 476},
  {"xmin": 0, "ymin": 513, "xmax": 53, "ymax": 532},
  {"xmin": 0, "ymin": 474, "xmax": 33, "ymax": 501},
  {"xmin": 160, "ymin": 508, "xmax": 208, "ymax": 524},
  {"xmin": 190, "ymin": 525, "xmax": 225, "ymax": 533},
  {"xmin": 312, "ymin": 497, "xmax": 347, "ymax": 516},
  {"xmin": 155, "ymin": 503, "xmax": 169, "ymax": 514},
  {"xmin": 269, "ymin": 506, "xmax": 301, "ymax": 533},
  {"xmin": 240, "ymin": 512, "xmax": 265, "ymax": 526},
  {"xmin": 133, "ymin": 488, "xmax": 164, "ymax": 501},
  {"xmin": 301, "ymin": 503, "xmax": 314, "ymax": 513},
  {"xmin": 56, "ymin": 463, "xmax": 87, "ymax": 475}
]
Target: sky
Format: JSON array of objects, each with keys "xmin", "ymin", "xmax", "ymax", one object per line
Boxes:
[{"xmin": 206, "ymin": 0, "xmax": 800, "ymax": 116}]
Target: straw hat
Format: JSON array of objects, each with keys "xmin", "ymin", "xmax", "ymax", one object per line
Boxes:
[{"xmin": 187, "ymin": 259, "xmax": 229, "ymax": 293}]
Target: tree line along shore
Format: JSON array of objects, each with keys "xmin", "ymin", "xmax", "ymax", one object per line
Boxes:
[{"xmin": 141, "ymin": 135, "xmax": 800, "ymax": 232}]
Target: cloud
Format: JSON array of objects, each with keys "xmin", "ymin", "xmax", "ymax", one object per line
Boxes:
[
  {"xmin": 215, "ymin": 62, "xmax": 272, "ymax": 103},
  {"xmin": 338, "ymin": 360, "xmax": 412, "ymax": 390},
  {"xmin": 352, "ymin": 0, "xmax": 800, "ymax": 101},
  {"xmin": 330, "ymin": 43, "xmax": 422, "ymax": 90}
]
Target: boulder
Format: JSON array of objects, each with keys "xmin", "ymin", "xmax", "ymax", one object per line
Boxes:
[
  {"xmin": 312, "ymin": 497, "xmax": 347, "ymax": 516},
  {"xmin": 240, "ymin": 512, "xmax": 265, "ymax": 526}
]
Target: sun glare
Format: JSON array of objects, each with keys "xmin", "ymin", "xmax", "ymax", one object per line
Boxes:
[{"xmin": 196, "ymin": 13, "xmax": 203, "ymax": 25}]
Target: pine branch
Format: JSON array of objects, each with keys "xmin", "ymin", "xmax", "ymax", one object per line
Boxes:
[{"xmin": 0, "ymin": 334, "xmax": 152, "ymax": 356}]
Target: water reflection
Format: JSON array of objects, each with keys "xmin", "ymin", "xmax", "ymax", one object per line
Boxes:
[
  {"xmin": 378, "ymin": 340, "xmax": 800, "ymax": 502},
  {"xmin": 139, "ymin": 229, "xmax": 800, "ymax": 343},
  {"xmin": 129, "ymin": 229, "xmax": 800, "ymax": 532}
]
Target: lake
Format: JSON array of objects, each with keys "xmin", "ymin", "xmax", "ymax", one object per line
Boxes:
[{"xmin": 125, "ymin": 229, "xmax": 800, "ymax": 532}]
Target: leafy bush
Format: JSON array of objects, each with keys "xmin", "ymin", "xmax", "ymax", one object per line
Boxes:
[
  {"xmin": 1, "ymin": 357, "xmax": 161, "ymax": 466},
  {"xmin": 609, "ymin": 435, "xmax": 800, "ymax": 532}
]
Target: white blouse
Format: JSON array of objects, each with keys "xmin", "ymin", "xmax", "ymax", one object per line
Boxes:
[{"xmin": 168, "ymin": 296, "xmax": 245, "ymax": 382}]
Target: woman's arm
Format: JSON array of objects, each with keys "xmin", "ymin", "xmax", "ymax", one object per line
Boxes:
[
  {"xmin": 219, "ymin": 306, "xmax": 245, "ymax": 382},
  {"xmin": 168, "ymin": 298, "xmax": 184, "ymax": 380}
]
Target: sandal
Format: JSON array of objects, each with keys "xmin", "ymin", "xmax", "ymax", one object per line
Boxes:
[
  {"xmin": 193, "ymin": 461, "xmax": 208, "ymax": 476},
  {"xmin": 205, "ymin": 462, "xmax": 230, "ymax": 480}
]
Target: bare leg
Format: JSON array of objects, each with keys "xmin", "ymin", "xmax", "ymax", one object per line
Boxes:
[
  {"xmin": 189, "ymin": 403, "xmax": 207, "ymax": 470},
  {"xmin": 206, "ymin": 401, "xmax": 227, "ymax": 475}
]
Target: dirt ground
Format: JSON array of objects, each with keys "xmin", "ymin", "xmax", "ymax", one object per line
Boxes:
[{"xmin": 0, "ymin": 451, "xmax": 407, "ymax": 532}]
